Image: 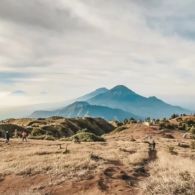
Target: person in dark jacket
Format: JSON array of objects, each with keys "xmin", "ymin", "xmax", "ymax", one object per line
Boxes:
[
  {"xmin": 152, "ymin": 140, "xmax": 156, "ymax": 150},
  {"xmin": 5, "ymin": 131, "xmax": 10, "ymax": 143}
]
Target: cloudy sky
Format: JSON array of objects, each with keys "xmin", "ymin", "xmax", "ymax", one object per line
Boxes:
[{"xmin": 0, "ymin": 0, "xmax": 195, "ymax": 110}]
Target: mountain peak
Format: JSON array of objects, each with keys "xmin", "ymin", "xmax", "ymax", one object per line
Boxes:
[
  {"xmin": 71, "ymin": 101, "xmax": 89, "ymax": 106},
  {"xmin": 110, "ymin": 85, "xmax": 136, "ymax": 95}
]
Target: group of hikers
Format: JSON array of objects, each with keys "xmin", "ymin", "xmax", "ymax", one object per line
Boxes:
[{"xmin": 4, "ymin": 129, "xmax": 28, "ymax": 143}]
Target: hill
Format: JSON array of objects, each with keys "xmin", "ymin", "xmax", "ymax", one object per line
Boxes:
[
  {"xmin": 88, "ymin": 85, "xmax": 189, "ymax": 118},
  {"xmin": 0, "ymin": 117, "xmax": 114, "ymax": 138},
  {"xmin": 31, "ymin": 101, "xmax": 139, "ymax": 121}
]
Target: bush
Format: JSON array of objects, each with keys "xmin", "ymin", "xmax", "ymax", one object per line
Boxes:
[
  {"xmin": 113, "ymin": 126, "xmax": 127, "ymax": 133},
  {"xmin": 65, "ymin": 132, "xmax": 105, "ymax": 142},
  {"xmin": 77, "ymin": 128, "xmax": 90, "ymax": 134},
  {"xmin": 178, "ymin": 123, "xmax": 186, "ymax": 131},
  {"xmin": 163, "ymin": 133, "xmax": 174, "ymax": 139},
  {"xmin": 170, "ymin": 114, "xmax": 179, "ymax": 119},
  {"xmin": 190, "ymin": 126, "xmax": 195, "ymax": 135},
  {"xmin": 159, "ymin": 122, "xmax": 176, "ymax": 130},
  {"xmin": 191, "ymin": 141, "xmax": 195, "ymax": 150},
  {"xmin": 44, "ymin": 135, "xmax": 55, "ymax": 141},
  {"xmin": 28, "ymin": 135, "xmax": 46, "ymax": 140},
  {"xmin": 167, "ymin": 146, "xmax": 177, "ymax": 154},
  {"xmin": 31, "ymin": 128, "xmax": 45, "ymax": 136},
  {"xmin": 178, "ymin": 142, "xmax": 189, "ymax": 148}
]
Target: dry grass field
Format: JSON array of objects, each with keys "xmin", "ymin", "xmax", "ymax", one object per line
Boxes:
[{"xmin": 0, "ymin": 123, "xmax": 195, "ymax": 195}]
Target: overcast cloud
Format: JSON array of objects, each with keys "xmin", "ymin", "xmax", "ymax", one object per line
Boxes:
[{"xmin": 0, "ymin": 0, "xmax": 195, "ymax": 110}]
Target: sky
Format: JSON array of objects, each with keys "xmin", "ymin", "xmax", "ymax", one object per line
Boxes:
[{"xmin": 0, "ymin": 0, "xmax": 195, "ymax": 111}]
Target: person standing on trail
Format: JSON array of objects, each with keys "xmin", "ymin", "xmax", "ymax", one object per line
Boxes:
[
  {"xmin": 152, "ymin": 140, "xmax": 156, "ymax": 151},
  {"xmin": 14, "ymin": 129, "xmax": 18, "ymax": 138},
  {"xmin": 22, "ymin": 130, "xmax": 28, "ymax": 142},
  {"xmin": 5, "ymin": 131, "xmax": 10, "ymax": 143}
]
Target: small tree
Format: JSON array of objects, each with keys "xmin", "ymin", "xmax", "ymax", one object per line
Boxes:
[
  {"xmin": 191, "ymin": 141, "xmax": 195, "ymax": 150},
  {"xmin": 123, "ymin": 119, "xmax": 129, "ymax": 124},
  {"xmin": 190, "ymin": 126, "xmax": 195, "ymax": 135},
  {"xmin": 170, "ymin": 114, "xmax": 179, "ymax": 119}
]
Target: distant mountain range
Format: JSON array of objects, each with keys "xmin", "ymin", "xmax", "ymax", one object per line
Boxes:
[
  {"xmin": 31, "ymin": 101, "xmax": 138, "ymax": 121},
  {"xmin": 31, "ymin": 85, "xmax": 190, "ymax": 120}
]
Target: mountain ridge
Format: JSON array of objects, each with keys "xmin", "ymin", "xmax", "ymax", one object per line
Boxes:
[
  {"xmin": 88, "ymin": 85, "xmax": 190, "ymax": 118},
  {"xmin": 31, "ymin": 85, "xmax": 190, "ymax": 120}
]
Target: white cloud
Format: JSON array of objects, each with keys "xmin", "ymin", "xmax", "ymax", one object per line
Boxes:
[{"xmin": 0, "ymin": 0, "xmax": 194, "ymax": 109}]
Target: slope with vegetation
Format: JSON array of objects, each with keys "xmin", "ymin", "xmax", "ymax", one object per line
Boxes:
[{"xmin": 0, "ymin": 117, "xmax": 114, "ymax": 141}]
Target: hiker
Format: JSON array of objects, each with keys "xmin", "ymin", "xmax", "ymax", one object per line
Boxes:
[
  {"xmin": 5, "ymin": 131, "xmax": 10, "ymax": 143},
  {"xmin": 22, "ymin": 130, "xmax": 28, "ymax": 142},
  {"xmin": 151, "ymin": 140, "xmax": 156, "ymax": 151},
  {"xmin": 14, "ymin": 129, "xmax": 18, "ymax": 138}
]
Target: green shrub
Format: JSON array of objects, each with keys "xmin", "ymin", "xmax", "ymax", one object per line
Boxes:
[
  {"xmin": 167, "ymin": 145, "xmax": 177, "ymax": 154},
  {"xmin": 191, "ymin": 141, "xmax": 195, "ymax": 149},
  {"xmin": 64, "ymin": 132, "xmax": 105, "ymax": 142},
  {"xmin": 44, "ymin": 135, "xmax": 55, "ymax": 141},
  {"xmin": 113, "ymin": 126, "xmax": 127, "ymax": 133},
  {"xmin": 189, "ymin": 126, "xmax": 195, "ymax": 134},
  {"xmin": 31, "ymin": 128, "xmax": 45, "ymax": 136},
  {"xmin": 28, "ymin": 135, "xmax": 46, "ymax": 140},
  {"xmin": 77, "ymin": 128, "xmax": 90, "ymax": 134},
  {"xmin": 178, "ymin": 123, "xmax": 186, "ymax": 131},
  {"xmin": 159, "ymin": 122, "xmax": 176, "ymax": 130}
]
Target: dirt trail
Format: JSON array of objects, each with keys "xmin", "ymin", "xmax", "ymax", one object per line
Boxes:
[
  {"xmin": 48, "ymin": 149, "xmax": 158, "ymax": 195},
  {"xmin": 132, "ymin": 148, "xmax": 158, "ymax": 195},
  {"xmin": 44, "ymin": 160, "xmax": 135, "ymax": 195}
]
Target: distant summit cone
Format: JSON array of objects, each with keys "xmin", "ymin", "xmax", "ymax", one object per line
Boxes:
[
  {"xmin": 88, "ymin": 85, "xmax": 189, "ymax": 118},
  {"xmin": 110, "ymin": 85, "xmax": 136, "ymax": 96}
]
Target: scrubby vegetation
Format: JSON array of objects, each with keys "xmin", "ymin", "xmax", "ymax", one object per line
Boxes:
[
  {"xmin": 113, "ymin": 126, "xmax": 127, "ymax": 133},
  {"xmin": 141, "ymin": 151, "xmax": 195, "ymax": 195},
  {"xmin": 0, "ymin": 117, "xmax": 114, "ymax": 140},
  {"xmin": 62, "ymin": 132, "xmax": 105, "ymax": 142},
  {"xmin": 0, "ymin": 124, "xmax": 26, "ymax": 137}
]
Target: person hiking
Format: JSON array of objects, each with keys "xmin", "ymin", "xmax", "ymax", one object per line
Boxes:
[
  {"xmin": 5, "ymin": 131, "xmax": 10, "ymax": 143},
  {"xmin": 152, "ymin": 140, "xmax": 156, "ymax": 151},
  {"xmin": 22, "ymin": 130, "xmax": 28, "ymax": 142},
  {"xmin": 14, "ymin": 129, "xmax": 18, "ymax": 138}
]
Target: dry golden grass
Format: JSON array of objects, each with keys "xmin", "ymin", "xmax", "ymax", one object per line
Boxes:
[
  {"xmin": 0, "ymin": 123, "xmax": 195, "ymax": 195},
  {"xmin": 140, "ymin": 141, "xmax": 195, "ymax": 195},
  {"xmin": 0, "ymin": 138, "xmax": 147, "ymax": 178}
]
